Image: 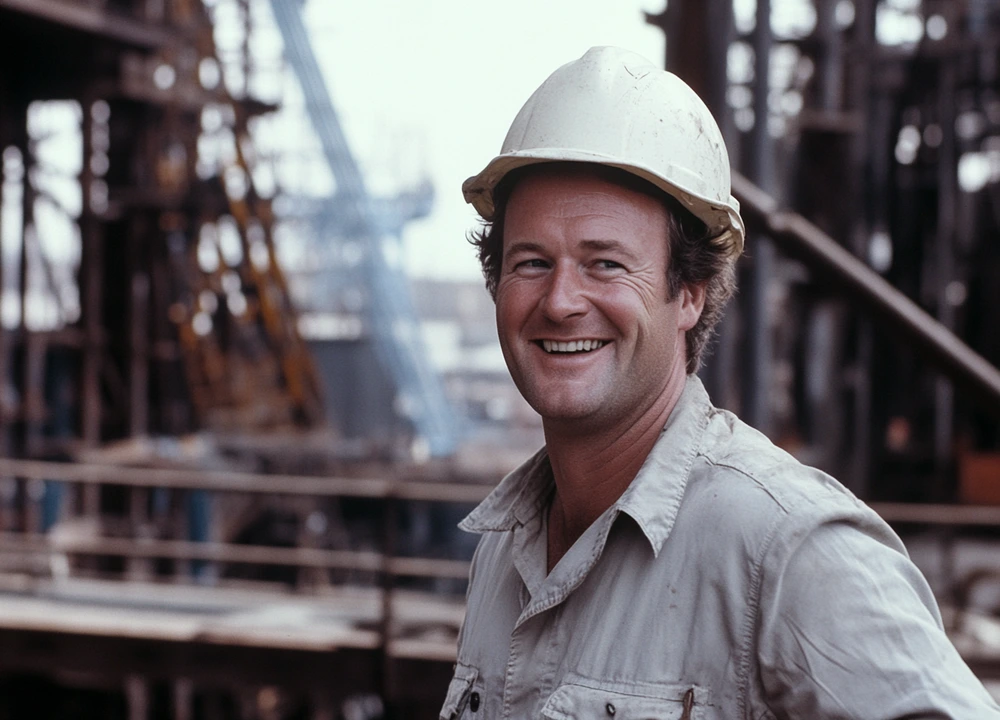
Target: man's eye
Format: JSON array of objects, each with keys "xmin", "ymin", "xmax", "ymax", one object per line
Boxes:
[
  {"xmin": 516, "ymin": 259, "xmax": 548, "ymax": 269},
  {"xmin": 597, "ymin": 260, "xmax": 624, "ymax": 270}
]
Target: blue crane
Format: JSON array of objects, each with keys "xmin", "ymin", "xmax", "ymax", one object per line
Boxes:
[{"xmin": 268, "ymin": 0, "xmax": 457, "ymax": 456}]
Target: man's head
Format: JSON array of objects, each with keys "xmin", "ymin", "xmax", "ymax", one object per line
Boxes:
[
  {"xmin": 487, "ymin": 164, "xmax": 713, "ymax": 431},
  {"xmin": 464, "ymin": 47, "xmax": 743, "ymax": 374}
]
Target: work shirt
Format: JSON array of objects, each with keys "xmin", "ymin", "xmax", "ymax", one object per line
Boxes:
[{"xmin": 442, "ymin": 375, "xmax": 1000, "ymax": 720}]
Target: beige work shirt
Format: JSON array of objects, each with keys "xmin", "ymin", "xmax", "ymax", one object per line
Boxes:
[{"xmin": 442, "ymin": 376, "xmax": 999, "ymax": 719}]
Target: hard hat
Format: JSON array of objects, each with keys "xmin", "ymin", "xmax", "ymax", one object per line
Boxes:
[{"xmin": 463, "ymin": 46, "xmax": 745, "ymax": 257}]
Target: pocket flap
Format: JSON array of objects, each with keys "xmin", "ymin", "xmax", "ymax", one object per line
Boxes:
[{"xmin": 542, "ymin": 682, "xmax": 705, "ymax": 720}]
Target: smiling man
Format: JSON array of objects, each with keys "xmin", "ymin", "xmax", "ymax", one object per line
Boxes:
[{"xmin": 441, "ymin": 47, "xmax": 999, "ymax": 720}]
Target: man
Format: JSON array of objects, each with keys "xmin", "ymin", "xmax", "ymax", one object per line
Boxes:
[{"xmin": 442, "ymin": 47, "xmax": 1000, "ymax": 719}]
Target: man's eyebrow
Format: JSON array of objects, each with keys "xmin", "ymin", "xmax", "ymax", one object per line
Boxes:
[
  {"xmin": 504, "ymin": 238, "xmax": 641, "ymax": 260},
  {"xmin": 504, "ymin": 241, "xmax": 546, "ymax": 255}
]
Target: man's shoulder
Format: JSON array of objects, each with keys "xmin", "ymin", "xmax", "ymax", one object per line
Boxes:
[{"xmin": 685, "ymin": 406, "xmax": 873, "ymax": 531}]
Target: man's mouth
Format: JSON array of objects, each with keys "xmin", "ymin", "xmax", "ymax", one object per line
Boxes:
[{"xmin": 539, "ymin": 340, "xmax": 607, "ymax": 353}]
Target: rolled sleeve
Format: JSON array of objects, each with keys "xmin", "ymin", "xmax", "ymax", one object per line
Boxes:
[{"xmin": 757, "ymin": 519, "xmax": 1000, "ymax": 719}]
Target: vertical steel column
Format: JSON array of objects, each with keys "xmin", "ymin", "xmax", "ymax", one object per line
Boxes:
[
  {"xmin": 129, "ymin": 217, "xmax": 150, "ymax": 437},
  {"xmin": 800, "ymin": 0, "xmax": 849, "ymax": 484},
  {"xmin": 742, "ymin": 0, "xmax": 775, "ymax": 433},
  {"xmin": 0, "ymin": 142, "xmax": 9, "ymax": 454},
  {"xmin": 173, "ymin": 678, "xmax": 193, "ymax": 720},
  {"xmin": 846, "ymin": 0, "xmax": 878, "ymax": 496},
  {"xmin": 815, "ymin": 0, "xmax": 844, "ymax": 110},
  {"xmin": 241, "ymin": 0, "xmax": 252, "ymax": 98},
  {"xmin": 17, "ymin": 134, "xmax": 29, "ymax": 337},
  {"xmin": 644, "ymin": 0, "xmax": 738, "ymax": 407},
  {"xmin": 18, "ymin": 116, "xmax": 45, "ymax": 458},
  {"xmin": 126, "ymin": 674, "xmax": 150, "ymax": 720},
  {"xmin": 80, "ymin": 95, "xmax": 102, "ymax": 515},
  {"xmin": 379, "ymin": 494, "xmax": 399, "ymax": 716},
  {"xmin": 933, "ymin": 56, "xmax": 959, "ymax": 501},
  {"xmin": 647, "ymin": 0, "xmax": 733, "ymax": 124}
]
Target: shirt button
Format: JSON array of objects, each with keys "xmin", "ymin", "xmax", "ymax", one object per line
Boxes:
[
  {"xmin": 606, "ymin": 702, "xmax": 616, "ymax": 716},
  {"xmin": 470, "ymin": 692, "xmax": 480, "ymax": 712}
]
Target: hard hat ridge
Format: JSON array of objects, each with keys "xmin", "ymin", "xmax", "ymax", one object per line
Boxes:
[{"xmin": 463, "ymin": 46, "xmax": 745, "ymax": 257}]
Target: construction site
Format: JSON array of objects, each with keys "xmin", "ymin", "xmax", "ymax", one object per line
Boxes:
[{"xmin": 0, "ymin": 0, "xmax": 999, "ymax": 717}]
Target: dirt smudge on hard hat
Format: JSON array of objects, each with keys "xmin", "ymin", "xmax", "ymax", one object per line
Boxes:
[{"xmin": 692, "ymin": 111, "xmax": 705, "ymax": 140}]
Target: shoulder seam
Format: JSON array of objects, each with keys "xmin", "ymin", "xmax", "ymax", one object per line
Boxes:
[{"xmin": 695, "ymin": 453, "xmax": 793, "ymax": 515}]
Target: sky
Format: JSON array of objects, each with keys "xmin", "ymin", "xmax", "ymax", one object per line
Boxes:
[{"xmin": 290, "ymin": 0, "xmax": 668, "ymax": 281}]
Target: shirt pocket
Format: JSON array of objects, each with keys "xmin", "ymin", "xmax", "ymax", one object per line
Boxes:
[
  {"xmin": 439, "ymin": 662, "xmax": 480, "ymax": 720},
  {"xmin": 541, "ymin": 682, "xmax": 711, "ymax": 720}
]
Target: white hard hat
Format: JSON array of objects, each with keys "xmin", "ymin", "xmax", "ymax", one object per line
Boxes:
[{"xmin": 463, "ymin": 46, "xmax": 745, "ymax": 257}]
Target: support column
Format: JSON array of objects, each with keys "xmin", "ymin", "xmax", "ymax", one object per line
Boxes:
[
  {"xmin": 129, "ymin": 217, "xmax": 150, "ymax": 437},
  {"xmin": 80, "ymin": 95, "xmax": 103, "ymax": 515},
  {"xmin": 0, "ymin": 143, "xmax": 10, "ymax": 453},
  {"xmin": 742, "ymin": 0, "xmax": 775, "ymax": 434},
  {"xmin": 645, "ymin": 1, "xmax": 738, "ymax": 406},
  {"xmin": 645, "ymin": 0, "xmax": 733, "ymax": 125},
  {"xmin": 846, "ymin": 0, "xmax": 878, "ymax": 497},
  {"xmin": 173, "ymin": 678, "xmax": 193, "ymax": 720},
  {"xmin": 932, "ymin": 56, "xmax": 959, "ymax": 501},
  {"xmin": 125, "ymin": 675, "xmax": 149, "ymax": 720}
]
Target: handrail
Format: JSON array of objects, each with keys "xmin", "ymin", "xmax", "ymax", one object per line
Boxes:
[
  {"xmin": 732, "ymin": 172, "xmax": 1000, "ymax": 415},
  {"xmin": 0, "ymin": 459, "xmax": 490, "ymax": 588},
  {"xmin": 0, "ymin": 533, "xmax": 472, "ymax": 580},
  {"xmin": 0, "ymin": 458, "xmax": 494, "ymax": 504},
  {"xmin": 871, "ymin": 502, "xmax": 1000, "ymax": 526}
]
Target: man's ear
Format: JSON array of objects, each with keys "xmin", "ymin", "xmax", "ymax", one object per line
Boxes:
[{"xmin": 677, "ymin": 282, "xmax": 707, "ymax": 332}]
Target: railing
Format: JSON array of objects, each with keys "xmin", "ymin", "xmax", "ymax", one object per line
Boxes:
[
  {"xmin": 0, "ymin": 458, "xmax": 490, "ymax": 585},
  {"xmin": 0, "ymin": 456, "xmax": 499, "ymax": 715}
]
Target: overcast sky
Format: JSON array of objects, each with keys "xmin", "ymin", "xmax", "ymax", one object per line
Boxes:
[{"xmin": 296, "ymin": 0, "xmax": 667, "ymax": 281}]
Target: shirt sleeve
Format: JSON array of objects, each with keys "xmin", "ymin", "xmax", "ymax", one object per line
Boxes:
[{"xmin": 756, "ymin": 519, "xmax": 1000, "ymax": 719}]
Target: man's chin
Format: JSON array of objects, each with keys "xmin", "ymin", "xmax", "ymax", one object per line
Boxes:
[{"xmin": 524, "ymin": 392, "xmax": 611, "ymax": 429}]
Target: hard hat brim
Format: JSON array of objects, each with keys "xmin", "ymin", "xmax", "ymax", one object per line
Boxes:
[{"xmin": 462, "ymin": 149, "xmax": 745, "ymax": 257}]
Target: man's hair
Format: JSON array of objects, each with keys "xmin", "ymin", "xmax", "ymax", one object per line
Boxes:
[{"xmin": 467, "ymin": 163, "xmax": 737, "ymax": 374}]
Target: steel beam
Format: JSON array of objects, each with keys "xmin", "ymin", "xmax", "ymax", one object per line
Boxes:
[
  {"xmin": 0, "ymin": 0, "xmax": 175, "ymax": 48},
  {"xmin": 733, "ymin": 172, "xmax": 1000, "ymax": 416}
]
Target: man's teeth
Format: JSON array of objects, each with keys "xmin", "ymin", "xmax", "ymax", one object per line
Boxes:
[{"xmin": 541, "ymin": 340, "xmax": 606, "ymax": 353}]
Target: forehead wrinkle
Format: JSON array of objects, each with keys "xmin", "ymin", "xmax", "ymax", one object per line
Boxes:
[
  {"xmin": 577, "ymin": 238, "xmax": 639, "ymax": 259},
  {"xmin": 504, "ymin": 240, "xmax": 546, "ymax": 256}
]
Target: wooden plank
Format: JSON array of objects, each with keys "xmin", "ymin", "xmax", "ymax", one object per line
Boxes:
[
  {"xmin": 0, "ymin": 588, "xmax": 378, "ymax": 651},
  {"xmin": 0, "ymin": 578, "xmax": 462, "ymax": 658}
]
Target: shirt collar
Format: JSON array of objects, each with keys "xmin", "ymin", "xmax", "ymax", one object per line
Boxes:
[
  {"xmin": 460, "ymin": 375, "xmax": 713, "ymax": 556},
  {"xmin": 614, "ymin": 374, "xmax": 712, "ymax": 555},
  {"xmin": 459, "ymin": 445, "xmax": 554, "ymax": 533}
]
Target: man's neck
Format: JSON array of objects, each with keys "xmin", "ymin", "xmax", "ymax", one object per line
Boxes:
[{"xmin": 544, "ymin": 373, "xmax": 689, "ymax": 571}]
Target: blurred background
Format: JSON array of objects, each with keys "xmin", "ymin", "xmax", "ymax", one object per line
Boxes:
[{"xmin": 0, "ymin": 0, "xmax": 999, "ymax": 717}]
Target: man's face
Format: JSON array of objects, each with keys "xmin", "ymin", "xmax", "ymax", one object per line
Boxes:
[{"xmin": 495, "ymin": 167, "xmax": 703, "ymax": 433}]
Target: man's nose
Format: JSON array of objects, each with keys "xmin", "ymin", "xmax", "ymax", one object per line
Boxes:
[{"xmin": 540, "ymin": 263, "xmax": 588, "ymax": 320}]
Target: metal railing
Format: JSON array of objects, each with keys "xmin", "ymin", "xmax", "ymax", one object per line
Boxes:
[{"xmin": 0, "ymin": 458, "xmax": 490, "ymax": 584}]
